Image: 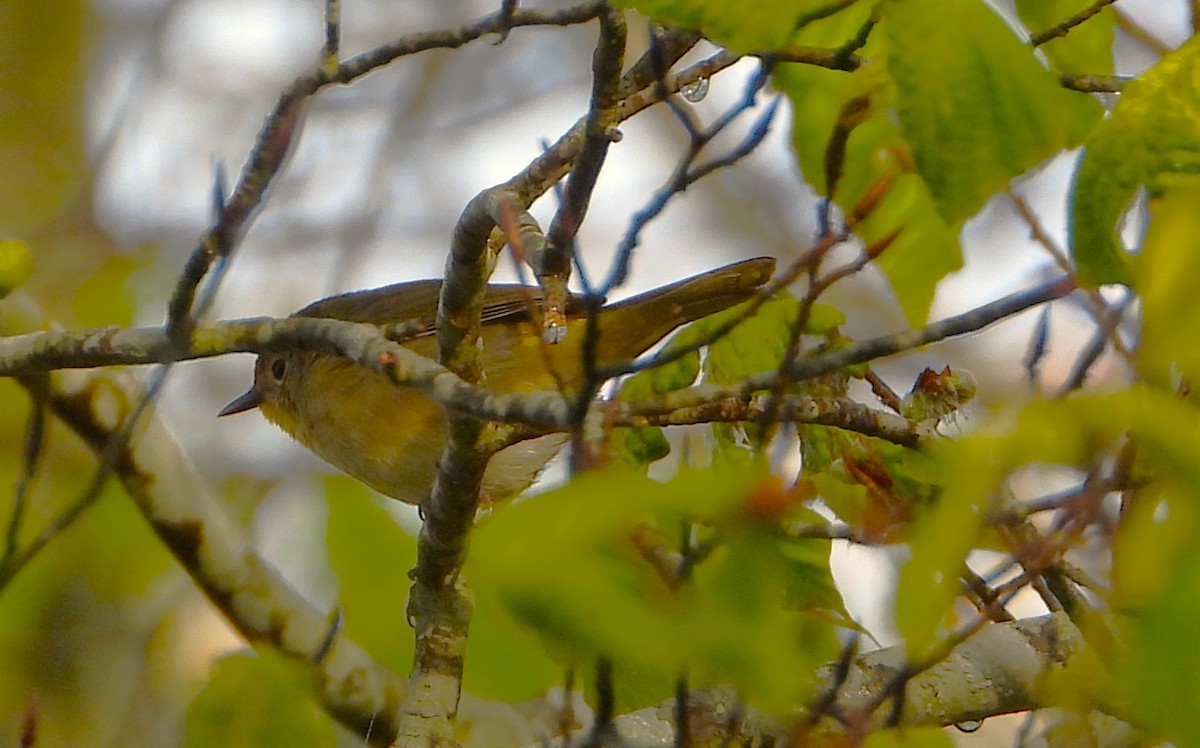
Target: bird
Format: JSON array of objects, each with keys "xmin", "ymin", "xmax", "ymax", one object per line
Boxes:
[{"xmin": 219, "ymin": 257, "xmax": 775, "ymax": 505}]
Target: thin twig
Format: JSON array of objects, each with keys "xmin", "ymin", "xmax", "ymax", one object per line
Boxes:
[
  {"xmin": 322, "ymin": 0, "xmax": 341, "ymax": 73},
  {"xmin": 608, "ymin": 57, "xmax": 778, "ymax": 292},
  {"xmin": 1029, "ymin": 0, "xmax": 1119, "ymax": 47},
  {"xmin": 4, "ymin": 374, "xmax": 48, "ymax": 564}
]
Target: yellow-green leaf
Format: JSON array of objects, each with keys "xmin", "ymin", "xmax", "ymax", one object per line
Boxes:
[
  {"xmin": 0, "ymin": 239, "xmax": 32, "ymax": 298},
  {"xmin": 702, "ymin": 294, "xmax": 798, "ymax": 384},
  {"xmin": 324, "ymin": 477, "xmax": 415, "ymax": 674},
  {"xmin": 1014, "ymin": 0, "xmax": 1115, "ymax": 75},
  {"xmin": 1136, "ymin": 185, "xmax": 1200, "ymax": 382},
  {"xmin": 864, "ymin": 726, "xmax": 956, "ymax": 748},
  {"xmin": 776, "ymin": 59, "xmax": 961, "ymax": 324},
  {"xmin": 470, "ymin": 465, "xmax": 843, "ymax": 713},
  {"xmin": 884, "ymin": 0, "xmax": 1101, "ymax": 224},
  {"xmin": 1071, "ymin": 35, "xmax": 1200, "ymax": 286},
  {"xmin": 184, "ymin": 650, "xmax": 336, "ymax": 748}
]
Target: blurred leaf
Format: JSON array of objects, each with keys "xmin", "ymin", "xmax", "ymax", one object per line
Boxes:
[
  {"xmin": 863, "ymin": 726, "xmax": 955, "ymax": 748},
  {"xmin": 1119, "ymin": 547, "xmax": 1200, "ymax": 748},
  {"xmin": 805, "ymin": 303, "xmax": 846, "ymax": 333},
  {"xmin": 65, "ymin": 250, "xmax": 141, "ymax": 328},
  {"xmin": 324, "ymin": 476, "xmax": 415, "ymax": 674},
  {"xmin": 897, "ymin": 387, "xmax": 1200, "ymax": 656},
  {"xmin": 610, "ymin": 425, "xmax": 672, "ymax": 467},
  {"xmin": 470, "ymin": 465, "xmax": 841, "ymax": 713},
  {"xmin": 1071, "ymin": 35, "xmax": 1200, "ymax": 286},
  {"xmin": 896, "ymin": 399, "xmax": 1089, "ymax": 655},
  {"xmin": 1014, "ymin": 0, "xmax": 1115, "ymax": 74},
  {"xmin": 895, "ymin": 444, "xmax": 990, "ymax": 657},
  {"xmin": 1137, "ymin": 186, "xmax": 1200, "ymax": 382},
  {"xmin": 1112, "ymin": 482, "xmax": 1196, "ymax": 609},
  {"xmin": 778, "ymin": 534, "xmax": 853, "ymax": 623},
  {"xmin": 0, "ymin": 239, "xmax": 32, "ymax": 297},
  {"xmin": 1043, "ymin": 389, "xmax": 1200, "ymax": 744},
  {"xmin": 0, "ymin": 0, "xmax": 89, "ymax": 235},
  {"xmin": 687, "ymin": 531, "xmax": 840, "ymax": 712},
  {"xmin": 183, "ymin": 650, "xmax": 336, "ymax": 748},
  {"xmin": 465, "ymin": 564, "xmax": 565, "ymax": 702},
  {"xmin": 883, "ymin": 0, "xmax": 1101, "ymax": 224},
  {"xmin": 471, "ymin": 469, "xmax": 693, "ymax": 677}
]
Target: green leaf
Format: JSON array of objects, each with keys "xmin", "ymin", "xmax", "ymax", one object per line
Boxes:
[
  {"xmin": 883, "ymin": 0, "xmax": 1101, "ymax": 224},
  {"xmin": 611, "ymin": 323, "xmax": 701, "ymax": 467},
  {"xmin": 622, "ymin": 343, "xmax": 700, "ymax": 397},
  {"xmin": 1071, "ymin": 35, "xmax": 1200, "ymax": 286},
  {"xmin": 469, "ymin": 465, "xmax": 841, "ymax": 713},
  {"xmin": 1138, "ymin": 185, "xmax": 1200, "ymax": 382},
  {"xmin": 1014, "ymin": 0, "xmax": 1115, "ymax": 74},
  {"xmin": 778, "ymin": 536, "xmax": 854, "ymax": 622},
  {"xmin": 466, "ymin": 565, "xmax": 565, "ymax": 702},
  {"xmin": 470, "ymin": 469, "xmax": 696, "ymax": 672},
  {"xmin": 702, "ymin": 294, "xmax": 798, "ymax": 384},
  {"xmin": 863, "ymin": 173, "xmax": 960, "ymax": 325},
  {"xmin": 895, "ymin": 437, "xmax": 993, "ymax": 656},
  {"xmin": 610, "ymin": 425, "xmax": 672, "ymax": 466},
  {"xmin": 896, "ymin": 398, "xmax": 1090, "ymax": 656},
  {"xmin": 700, "ymin": 294, "xmax": 799, "ymax": 458},
  {"xmin": 897, "ymin": 387, "xmax": 1200, "ymax": 657},
  {"xmin": 775, "ymin": 3, "xmax": 881, "ymax": 196},
  {"xmin": 863, "ymin": 726, "xmax": 956, "ymax": 748},
  {"xmin": 775, "ymin": 59, "xmax": 961, "ymax": 324},
  {"xmin": 0, "ymin": 239, "xmax": 32, "ymax": 298},
  {"xmin": 0, "ymin": 0, "xmax": 89, "ymax": 235},
  {"xmin": 614, "ymin": 0, "xmax": 836, "ymax": 54},
  {"xmin": 1112, "ymin": 482, "xmax": 1196, "ymax": 610},
  {"xmin": 806, "ymin": 303, "xmax": 846, "ymax": 333},
  {"xmin": 324, "ymin": 477, "xmax": 415, "ymax": 674},
  {"xmin": 687, "ymin": 531, "xmax": 840, "ymax": 712},
  {"xmin": 184, "ymin": 650, "xmax": 336, "ymax": 748},
  {"xmin": 1120, "ymin": 548, "xmax": 1200, "ymax": 748}
]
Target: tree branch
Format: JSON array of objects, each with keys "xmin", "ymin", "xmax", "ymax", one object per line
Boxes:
[
  {"xmin": 38, "ymin": 367, "xmax": 408, "ymax": 745},
  {"xmin": 606, "ymin": 613, "xmax": 1135, "ymax": 744}
]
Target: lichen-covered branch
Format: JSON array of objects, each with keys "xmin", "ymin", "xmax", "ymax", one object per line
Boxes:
[
  {"xmin": 38, "ymin": 367, "xmax": 408, "ymax": 745},
  {"xmin": 601, "ymin": 614, "xmax": 1136, "ymax": 746},
  {"xmin": 614, "ymin": 393, "xmax": 933, "ymax": 447}
]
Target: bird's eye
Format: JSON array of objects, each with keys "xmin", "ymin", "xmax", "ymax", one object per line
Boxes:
[{"xmin": 270, "ymin": 357, "xmax": 287, "ymax": 381}]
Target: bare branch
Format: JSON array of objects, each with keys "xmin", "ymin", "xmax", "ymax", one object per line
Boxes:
[
  {"xmin": 42, "ymin": 369, "xmax": 408, "ymax": 744},
  {"xmin": 1029, "ymin": 0, "xmax": 1119, "ymax": 47}
]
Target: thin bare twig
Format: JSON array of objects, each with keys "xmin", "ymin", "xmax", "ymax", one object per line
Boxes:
[
  {"xmin": 4, "ymin": 374, "xmax": 48, "ymax": 564},
  {"xmin": 608, "ymin": 57, "xmax": 778, "ymax": 292},
  {"xmin": 1029, "ymin": 0, "xmax": 1119, "ymax": 47}
]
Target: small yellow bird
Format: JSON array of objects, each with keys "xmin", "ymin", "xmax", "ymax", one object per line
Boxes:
[{"xmin": 220, "ymin": 258, "xmax": 775, "ymax": 505}]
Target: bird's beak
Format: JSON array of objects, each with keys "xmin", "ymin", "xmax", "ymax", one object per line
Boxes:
[{"xmin": 218, "ymin": 387, "xmax": 264, "ymax": 417}]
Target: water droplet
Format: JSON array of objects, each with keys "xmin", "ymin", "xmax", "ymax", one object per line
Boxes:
[
  {"xmin": 681, "ymin": 77, "xmax": 709, "ymax": 103},
  {"xmin": 954, "ymin": 720, "xmax": 983, "ymax": 733}
]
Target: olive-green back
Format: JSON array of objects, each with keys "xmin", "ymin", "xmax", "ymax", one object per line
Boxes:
[{"xmin": 294, "ymin": 257, "xmax": 775, "ymax": 385}]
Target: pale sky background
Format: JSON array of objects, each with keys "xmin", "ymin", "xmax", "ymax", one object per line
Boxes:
[{"xmin": 84, "ymin": 0, "xmax": 1183, "ymax": 677}]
